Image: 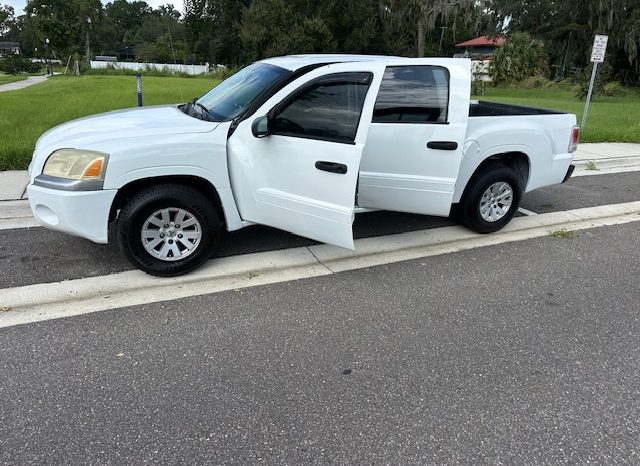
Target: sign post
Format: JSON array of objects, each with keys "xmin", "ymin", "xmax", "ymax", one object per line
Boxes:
[
  {"xmin": 136, "ymin": 73, "xmax": 143, "ymax": 107},
  {"xmin": 581, "ymin": 34, "xmax": 608, "ymax": 129}
]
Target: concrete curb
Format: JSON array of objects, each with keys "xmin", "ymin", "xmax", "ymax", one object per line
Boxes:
[{"xmin": 2, "ymin": 200, "xmax": 640, "ymax": 328}]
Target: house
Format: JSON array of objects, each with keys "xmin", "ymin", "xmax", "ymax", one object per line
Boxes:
[
  {"xmin": 0, "ymin": 42, "xmax": 21, "ymax": 57},
  {"xmin": 454, "ymin": 36, "xmax": 506, "ymax": 82},
  {"xmin": 454, "ymin": 36, "xmax": 506, "ymax": 59}
]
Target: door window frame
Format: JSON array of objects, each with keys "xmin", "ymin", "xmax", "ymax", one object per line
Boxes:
[
  {"xmin": 268, "ymin": 72, "xmax": 374, "ymax": 145},
  {"xmin": 372, "ymin": 65, "xmax": 451, "ymax": 125}
]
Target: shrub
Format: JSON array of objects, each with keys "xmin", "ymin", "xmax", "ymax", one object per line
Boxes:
[
  {"xmin": 489, "ymin": 32, "xmax": 548, "ymax": 85},
  {"xmin": 572, "ymin": 62, "xmax": 614, "ymax": 100},
  {"xmin": 0, "ymin": 55, "xmax": 43, "ymax": 74},
  {"xmin": 521, "ymin": 75, "xmax": 553, "ymax": 89},
  {"xmin": 471, "ymin": 77, "xmax": 486, "ymax": 96},
  {"xmin": 603, "ymin": 81, "xmax": 626, "ymax": 97}
]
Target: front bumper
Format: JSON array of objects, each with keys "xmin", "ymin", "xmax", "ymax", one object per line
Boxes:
[{"xmin": 27, "ymin": 184, "xmax": 118, "ymax": 244}]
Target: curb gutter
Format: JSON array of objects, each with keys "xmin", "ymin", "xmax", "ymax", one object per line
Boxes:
[{"xmin": 2, "ymin": 200, "xmax": 640, "ymax": 328}]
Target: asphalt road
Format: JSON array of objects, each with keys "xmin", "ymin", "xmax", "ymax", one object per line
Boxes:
[
  {"xmin": 1, "ymin": 222, "xmax": 639, "ymax": 464},
  {"xmin": 1, "ymin": 171, "xmax": 639, "ymax": 288}
]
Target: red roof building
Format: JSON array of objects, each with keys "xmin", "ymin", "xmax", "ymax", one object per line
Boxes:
[
  {"xmin": 454, "ymin": 36, "xmax": 506, "ymax": 59},
  {"xmin": 455, "ymin": 36, "xmax": 507, "ymax": 48}
]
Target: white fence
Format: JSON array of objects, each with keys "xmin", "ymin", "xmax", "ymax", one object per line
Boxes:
[{"xmin": 90, "ymin": 60, "xmax": 212, "ymax": 76}]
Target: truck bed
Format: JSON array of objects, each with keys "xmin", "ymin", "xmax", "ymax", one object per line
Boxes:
[{"xmin": 469, "ymin": 101, "xmax": 564, "ymax": 117}]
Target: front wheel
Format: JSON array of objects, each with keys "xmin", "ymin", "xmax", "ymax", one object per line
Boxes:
[
  {"xmin": 117, "ymin": 184, "xmax": 223, "ymax": 276},
  {"xmin": 458, "ymin": 166, "xmax": 522, "ymax": 234}
]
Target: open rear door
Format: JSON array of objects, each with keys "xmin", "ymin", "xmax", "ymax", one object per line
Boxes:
[{"xmin": 227, "ymin": 62, "xmax": 384, "ymax": 249}]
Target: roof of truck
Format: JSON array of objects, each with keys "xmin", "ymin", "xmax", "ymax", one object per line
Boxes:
[{"xmin": 259, "ymin": 54, "xmax": 405, "ymax": 71}]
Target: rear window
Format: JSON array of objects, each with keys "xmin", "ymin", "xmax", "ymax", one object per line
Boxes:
[{"xmin": 373, "ymin": 66, "xmax": 449, "ymax": 124}]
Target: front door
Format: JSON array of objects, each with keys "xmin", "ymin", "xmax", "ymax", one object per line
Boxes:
[
  {"xmin": 227, "ymin": 63, "xmax": 384, "ymax": 249},
  {"xmin": 357, "ymin": 59, "xmax": 471, "ymax": 217}
]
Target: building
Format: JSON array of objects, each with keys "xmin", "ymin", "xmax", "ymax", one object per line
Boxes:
[
  {"xmin": 454, "ymin": 36, "xmax": 506, "ymax": 59},
  {"xmin": 454, "ymin": 36, "xmax": 506, "ymax": 82},
  {"xmin": 0, "ymin": 42, "xmax": 21, "ymax": 57}
]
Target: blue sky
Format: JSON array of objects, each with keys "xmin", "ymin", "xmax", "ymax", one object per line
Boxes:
[{"xmin": 3, "ymin": 0, "xmax": 185, "ymax": 14}]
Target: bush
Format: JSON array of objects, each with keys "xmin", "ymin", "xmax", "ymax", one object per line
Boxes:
[
  {"xmin": 489, "ymin": 32, "xmax": 548, "ymax": 85},
  {"xmin": 471, "ymin": 77, "xmax": 486, "ymax": 96},
  {"xmin": 0, "ymin": 55, "xmax": 42, "ymax": 74},
  {"xmin": 603, "ymin": 81, "xmax": 627, "ymax": 97},
  {"xmin": 572, "ymin": 62, "xmax": 614, "ymax": 100},
  {"xmin": 521, "ymin": 75, "xmax": 554, "ymax": 89}
]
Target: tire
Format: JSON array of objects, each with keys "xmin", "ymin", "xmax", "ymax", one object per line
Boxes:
[
  {"xmin": 117, "ymin": 184, "xmax": 223, "ymax": 276},
  {"xmin": 458, "ymin": 165, "xmax": 522, "ymax": 234}
]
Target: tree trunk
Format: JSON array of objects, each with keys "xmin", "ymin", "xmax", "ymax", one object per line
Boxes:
[{"xmin": 417, "ymin": 20, "xmax": 425, "ymax": 57}]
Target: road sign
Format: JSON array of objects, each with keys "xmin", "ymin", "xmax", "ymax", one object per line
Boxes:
[
  {"xmin": 582, "ymin": 35, "xmax": 609, "ymax": 129},
  {"xmin": 590, "ymin": 35, "xmax": 608, "ymax": 63}
]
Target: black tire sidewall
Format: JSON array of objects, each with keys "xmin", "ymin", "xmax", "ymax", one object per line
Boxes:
[
  {"xmin": 460, "ymin": 166, "xmax": 522, "ymax": 234},
  {"xmin": 117, "ymin": 185, "xmax": 221, "ymax": 276}
]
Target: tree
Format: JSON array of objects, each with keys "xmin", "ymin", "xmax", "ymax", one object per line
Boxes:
[
  {"xmin": 489, "ymin": 32, "xmax": 548, "ymax": 84},
  {"xmin": 20, "ymin": 0, "xmax": 102, "ymax": 60},
  {"xmin": 384, "ymin": 0, "xmax": 480, "ymax": 57},
  {"xmin": 487, "ymin": 0, "xmax": 640, "ymax": 83},
  {"xmin": 238, "ymin": 0, "xmax": 336, "ymax": 62},
  {"xmin": 0, "ymin": 4, "xmax": 15, "ymax": 37}
]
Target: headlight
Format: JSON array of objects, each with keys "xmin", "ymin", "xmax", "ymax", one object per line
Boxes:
[
  {"xmin": 34, "ymin": 149, "xmax": 110, "ymax": 191},
  {"xmin": 43, "ymin": 149, "xmax": 109, "ymax": 180}
]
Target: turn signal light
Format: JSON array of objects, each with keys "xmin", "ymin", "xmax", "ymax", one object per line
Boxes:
[{"xmin": 84, "ymin": 158, "xmax": 105, "ymax": 178}]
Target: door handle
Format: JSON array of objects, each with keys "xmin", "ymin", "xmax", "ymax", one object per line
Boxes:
[
  {"xmin": 427, "ymin": 141, "xmax": 458, "ymax": 151},
  {"xmin": 315, "ymin": 161, "xmax": 348, "ymax": 174}
]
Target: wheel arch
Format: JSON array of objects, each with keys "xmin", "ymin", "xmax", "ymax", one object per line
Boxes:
[
  {"xmin": 454, "ymin": 151, "xmax": 530, "ymax": 204},
  {"xmin": 109, "ymin": 175, "xmax": 226, "ymax": 228}
]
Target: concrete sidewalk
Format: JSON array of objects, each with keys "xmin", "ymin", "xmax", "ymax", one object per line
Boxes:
[
  {"xmin": 0, "ymin": 75, "xmax": 50, "ymax": 93},
  {"xmin": 1, "ymin": 143, "xmax": 639, "ymax": 202}
]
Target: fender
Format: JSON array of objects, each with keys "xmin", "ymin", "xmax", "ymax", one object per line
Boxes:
[
  {"xmin": 453, "ymin": 144, "xmax": 533, "ymax": 203},
  {"xmin": 108, "ymin": 166, "xmax": 244, "ymax": 232}
]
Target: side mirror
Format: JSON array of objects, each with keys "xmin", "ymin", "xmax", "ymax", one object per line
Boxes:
[{"xmin": 251, "ymin": 116, "xmax": 270, "ymax": 138}]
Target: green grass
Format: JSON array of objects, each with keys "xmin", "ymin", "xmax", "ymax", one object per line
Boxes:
[
  {"xmin": 474, "ymin": 86, "xmax": 640, "ymax": 144},
  {"xmin": 549, "ymin": 228, "xmax": 578, "ymax": 239},
  {"xmin": 0, "ymin": 75, "xmax": 28, "ymax": 85},
  {"xmin": 0, "ymin": 75, "xmax": 220, "ymax": 170}
]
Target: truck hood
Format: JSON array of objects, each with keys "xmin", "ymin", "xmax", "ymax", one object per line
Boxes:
[{"xmin": 34, "ymin": 105, "xmax": 218, "ymax": 155}]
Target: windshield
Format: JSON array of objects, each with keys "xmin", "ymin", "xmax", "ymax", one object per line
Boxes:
[{"xmin": 196, "ymin": 63, "xmax": 289, "ymax": 122}]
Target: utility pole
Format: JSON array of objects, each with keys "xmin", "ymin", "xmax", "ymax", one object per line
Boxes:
[
  {"xmin": 85, "ymin": 16, "xmax": 92, "ymax": 65},
  {"xmin": 44, "ymin": 38, "xmax": 51, "ymax": 75}
]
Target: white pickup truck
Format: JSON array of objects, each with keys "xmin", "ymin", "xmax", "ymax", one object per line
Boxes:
[{"xmin": 27, "ymin": 55, "xmax": 579, "ymax": 276}]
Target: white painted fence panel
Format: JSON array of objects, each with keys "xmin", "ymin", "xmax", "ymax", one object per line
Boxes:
[{"xmin": 90, "ymin": 61, "xmax": 210, "ymax": 75}]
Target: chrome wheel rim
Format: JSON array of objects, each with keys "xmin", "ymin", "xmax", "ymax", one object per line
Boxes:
[
  {"xmin": 479, "ymin": 182, "xmax": 514, "ymax": 222},
  {"xmin": 141, "ymin": 208, "xmax": 202, "ymax": 262}
]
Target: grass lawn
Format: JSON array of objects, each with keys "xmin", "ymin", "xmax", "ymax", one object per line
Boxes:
[
  {"xmin": 0, "ymin": 74, "xmax": 638, "ymax": 170},
  {"xmin": 474, "ymin": 87, "xmax": 640, "ymax": 144},
  {"xmin": 0, "ymin": 75, "xmax": 28, "ymax": 85},
  {"xmin": 0, "ymin": 75, "xmax": 219, "ymax": 170}
]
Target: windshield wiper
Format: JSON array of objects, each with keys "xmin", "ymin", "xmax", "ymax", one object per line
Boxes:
[
  {"xmin": 194, "ymin": 101, "xmax": 210, "ymax": 117},
  {"xmin": 182, "ymin": 98, "xmax": 213, "ymax": 121}
]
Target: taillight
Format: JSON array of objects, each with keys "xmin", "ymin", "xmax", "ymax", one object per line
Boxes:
[{"xmin": 569, "ymin": 126, "xmax": 579, "ymax": 153}]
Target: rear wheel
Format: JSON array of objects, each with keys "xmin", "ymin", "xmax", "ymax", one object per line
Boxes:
[
  {"xmin": 117, "ymin": 184, "xmax": 222, "ymax": 276},
  {"xmin": 458, "ymin": 166, "xmax": 522, "ymax": 233}
]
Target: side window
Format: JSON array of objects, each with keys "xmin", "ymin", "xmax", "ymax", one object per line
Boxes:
[
  {"xmin": 271, "ymin": 73, "xmax": 372, "ymax": 144},
  {"xmin": 373, "ymin": 66, "xmax": 449, "ymax": 124}
]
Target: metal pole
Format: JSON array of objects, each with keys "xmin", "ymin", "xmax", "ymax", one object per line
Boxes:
[
  {"xmin": 136, "ymin": 73, "xmax": 143, "ymax": 107},
  {"xmin": 581, "ymin": 62, "xmax": 598, "ymax": 129}
]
